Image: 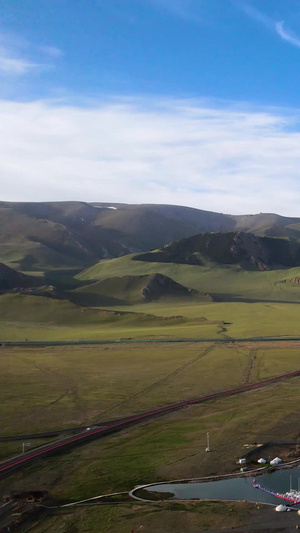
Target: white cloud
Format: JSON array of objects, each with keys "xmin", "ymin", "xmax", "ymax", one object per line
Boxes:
[
  {"xmin": 276, "ymin": 21, "xmax": 300, "ymax": 48},
  {"xmin": 236, "ymin": 2, "xmax": 272, "ymax": 29},
  {"xmin": 0, "ymin": 47, "xmax": 39, "ymax": 76},
  {"xmin": 0, "ymin": 32, "xmax": 62, "ymax": 77},
  {"xmin": 1, "ymin": 97, "xmax": 300, "ymax": 216},
  {"xmin": 237, "ymin": 2, "xmax": 300, "ymax": 50},
  {"xmin": 40, "ymin": 45, "xmax": 63, "ymax": 58}
]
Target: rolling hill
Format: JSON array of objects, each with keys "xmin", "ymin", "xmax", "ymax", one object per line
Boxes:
[
  {"xmin": 70, "ymin": 273, "xmax": 211, "ymax": 307},
  {"xmin": 133, "ymin": 231, "xmax": 300, "ymax": 271},
  {"xmin": 3, "ymin": 202, "xmax": 300, "ymax": 314},
  {"xmin": 2, "ymin": 201, "xmax": 300, "ymax": 272}
]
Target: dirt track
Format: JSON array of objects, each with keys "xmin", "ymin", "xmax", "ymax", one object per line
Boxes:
[{"xmin": 229, "ymin": 340, "xmax": 300, "ymax": 349}]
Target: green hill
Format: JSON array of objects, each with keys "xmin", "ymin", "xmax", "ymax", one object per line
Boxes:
[
  {"xmin": 2, "ymin": 201, "xmax": 300, "ymax": 272},
  {"xmin": 71, "ymin": 273, "xmax": 211, "ymax": 307},
  {"xmin": 77, "ymin": 247, "xmax": 300, "ymax": 304},
  {"xmin": 133, "ymin": 232, "xmax": 300, "ymax": 270}
]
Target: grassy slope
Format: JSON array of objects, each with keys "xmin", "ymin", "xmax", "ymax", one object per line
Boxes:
[
  {"xmin": 3, "ymin": 237, "xmax": 300, "ymax": 341},
  {"xmin": 78, "ymin": 254, "xmax": 300, "ymax": 301},
  {"xmin": 2, "ymin": 295, "xmax": 300, "ymax": 341},
  {"xmin": 121, "ymin": 301, "xmax": 300, "ymax": 338},
  {"xmin": 71, "ymin": 273, "xmax": 211, "ymax": 308},
  {"xmin": 73, "ymin": 256, "xmax": 300, "ymax": 337},
  {"xmin": 0, "ymin": 293, "xmax": 220, "ymax": 341}
]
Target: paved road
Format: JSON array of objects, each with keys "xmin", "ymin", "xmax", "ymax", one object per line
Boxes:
[
  {"xmin": 2, "ymin": 336, "xmax": 300, "ymax": 346},
  {"xmin": 1, "ymin": 368, "xmax": 300, "ymax": 478}
]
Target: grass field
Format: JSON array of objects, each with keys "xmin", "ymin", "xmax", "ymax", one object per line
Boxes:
[
  {"xmin": 119, "ymin": 300, "xmax": 300, "ymax": 338},
  {"xmin": 2, "ymin": 374, "xmax": 300, "ymax": 531},
  {"xmin": 2, "ymin": 341, "xmax": 299, "ymax": 439},
  {"xmin": 0, "ymin": 293, "xmax": 222, "ymax": 341},
  {"xmin": 1, "ymin": 341, "xmax": 300, "ymax": 531},
  {"xmin": 2, "ymin": 292, "xmax": 300, "ymax": 341},
  {"xmin": 0, "ymin": 342, "xmax": 251, "ymax": 436}
]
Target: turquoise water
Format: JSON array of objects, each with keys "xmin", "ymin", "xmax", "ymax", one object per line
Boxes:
[{"xmin": 146, "ymin": 468, "xmax": 300, "ymax": 505}]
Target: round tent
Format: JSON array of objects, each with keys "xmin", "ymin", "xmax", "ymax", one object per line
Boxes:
[{"xmin": 275, "ymin": 504, "xmax": 287, "ymax": 512}]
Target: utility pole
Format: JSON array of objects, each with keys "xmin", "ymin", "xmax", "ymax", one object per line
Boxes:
[
  {"xmin": 205, "ymin": 432, "xmax": 210, "ymax": 452},
  {"xmin": 22, "ymin": 442, "xmax": 31, "ymax": 454}
]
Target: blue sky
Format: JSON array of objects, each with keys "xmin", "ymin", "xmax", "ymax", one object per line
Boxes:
[{"xmin": 1, "ymin": 0, "xmax": 300, "ymax": 214}]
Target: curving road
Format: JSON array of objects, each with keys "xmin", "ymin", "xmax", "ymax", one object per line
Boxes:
[{"xmin": 1, "ymin": 368, "xmax": 300, "ymax": 478}]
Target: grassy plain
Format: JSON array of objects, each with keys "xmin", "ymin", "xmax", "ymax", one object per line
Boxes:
[
  {"xmin": 0, "ymin": 343, "xmax": 251, "ymax": 436},
  {"xmin": 0, "ymin": 293, "xmax": 223, "ymax": 341},
  {"xmin": 1, "ymin": 341, "xmax": 300, "ymax": 531},
  {"xmin": 3, "ymin": 294, "xmax": 300, "ymax": 341},
  {"xmin": 2, "ymin": 373, "xmax": 300, "ymax": 532}
]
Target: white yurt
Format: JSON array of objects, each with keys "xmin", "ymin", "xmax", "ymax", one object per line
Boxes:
[
  {"xmin": 275, "ymin": 504, "xmax": 287, "ymax": 512},
  {"xmin": 270, "ymin": 457, "xmax": 282, "ymax": 466},
  {"xmin": 257, "ymin": 458, "xmax": 267, "ymax": 464}
]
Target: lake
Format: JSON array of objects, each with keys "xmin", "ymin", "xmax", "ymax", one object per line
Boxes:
[{"xmin": 144, "ymin": 468, "xmax": 300, "ymax": 505}]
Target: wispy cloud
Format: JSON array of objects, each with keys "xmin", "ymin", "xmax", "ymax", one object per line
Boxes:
[
  {"xmin": 237, "ymin": 2, "xmax": 272, "ymax": 29},
  {"xmin": 148, "ymin": 0, "xmax": 203, "ymax": 23},
  {"xmin": 0, "ymin": 32, "xmax": 63, "ymax": 77},
  {"xmin": 276, "ymin": 20, "xmax": 300, "ymax": 48},
  {"xmin": 0, "ymin": 47, "xmax": 39, "ymax": 75},
  {"xmin": 40, "ymin": 45, "xmax": 63, "ymax": 58},
  {"xmin": 1, "ymin": 97, "xmax": 300, "ymax": 216},
  {"xmin": 237, "ymin": 2, "xmax": 300, "ymax": 50}
]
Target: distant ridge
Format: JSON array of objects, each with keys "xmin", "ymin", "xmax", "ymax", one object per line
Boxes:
[
  {"xmin": 1, "ymin": 201, "xmax": 300, "ymax": 271},
  {"xmin": 133, "ymin": 231, "xmax": 300, "ymax": 271}
]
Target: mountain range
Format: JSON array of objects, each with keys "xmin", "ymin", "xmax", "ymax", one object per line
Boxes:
[
  {"xmin": 2, "ymin": 201, "xmax": 300, "ymax": 309},
  {"xmin": 2, "ymin": 200, "xmax": 300, "ymax": 272}
]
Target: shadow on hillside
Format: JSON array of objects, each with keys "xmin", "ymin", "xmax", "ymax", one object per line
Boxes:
[
  {"xmin": 68, "ymin": 292, "xmax": 128, "ymax": 307},
  {"xmin": 43, "ymin": 269, "xmax": 95, "ymax": 290},
  {"xmin": 211, "ymin": 293, "xmax": 300, "ymax": 304}
]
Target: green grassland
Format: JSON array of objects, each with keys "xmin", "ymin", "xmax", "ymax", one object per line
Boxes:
[
  {"xmin": 0, "ymin": 293, "xmax": 222, "ymax": 341},
  {"xmin": 73, "ymin": 255, "xmax": 300, "ymax": 340},
  {"xmin": 2, "ymin": 341, "xmax": 299, "ymax": 440},
  {"xmin": 77, "ymin": 253, "xmax": 300, "ymax": 301},
  {"xmin": 2, "ymin": 339, "xmax": 300, "ymax": 531},
  {"xmin": 2, "ymin": 246, "xmax": 300, "ymax": 342},
  {"xmin": 119, "ymin": 300, "xmax": 300, "ymax": 338},
  {"xmin": 22, "ymin": 501, "xmax": 264, "ymax": 533},
  {"xmin": 70, "ymin": 273, "xmax": 211, "ymax": 307},
  {"xmin": 1, "ymin": 355, "xmax": 300, "ymax": 531},
  {"xmin": 0, "ymin": 343, "xmax": 250, "ymax": 436},
  {"xmin": 2, "ymin": 292, "xmax": 300, "ymax": 341}
]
